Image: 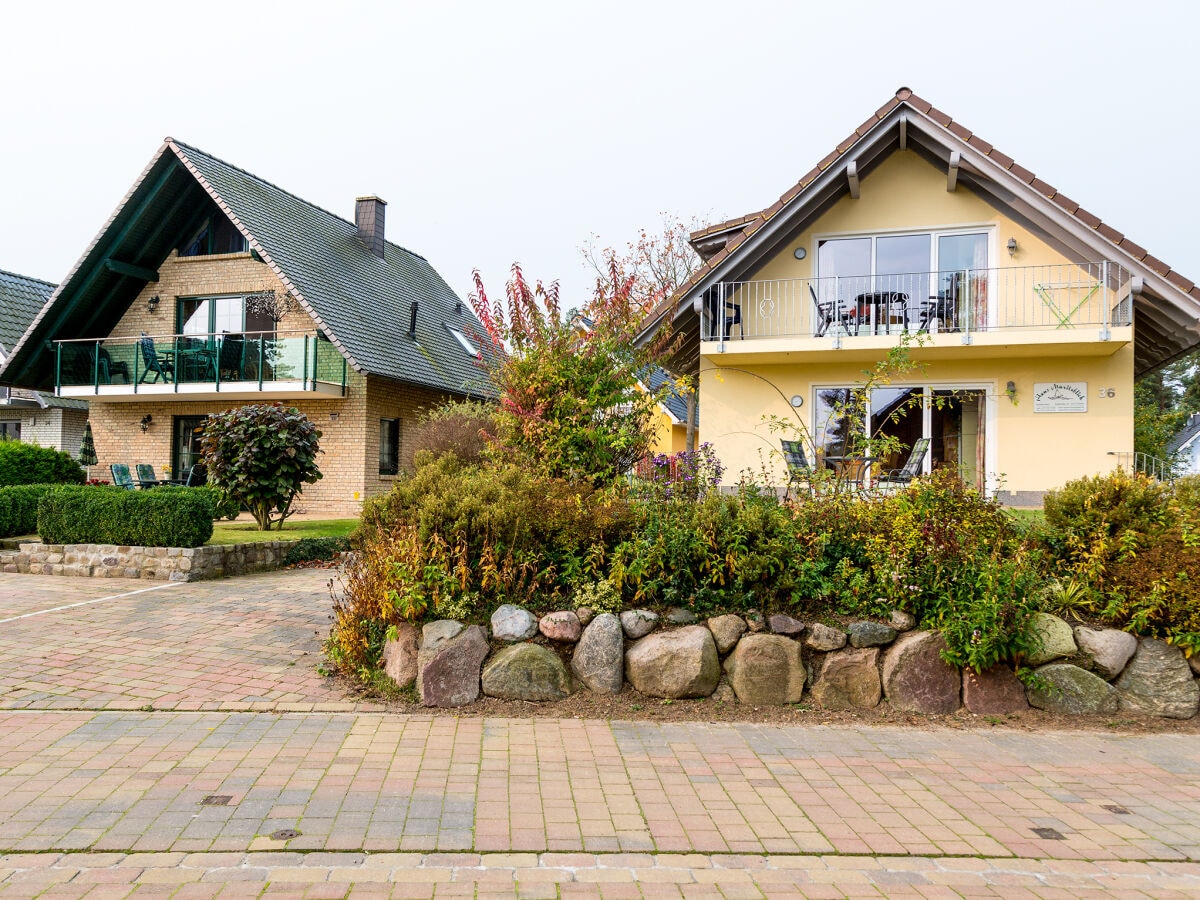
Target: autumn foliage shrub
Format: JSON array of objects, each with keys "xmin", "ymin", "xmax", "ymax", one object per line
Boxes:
[{"xmin": 411, "ymin": 400, "xmax": 497, "ymax": 467}]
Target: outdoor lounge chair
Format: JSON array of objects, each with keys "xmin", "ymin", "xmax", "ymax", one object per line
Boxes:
[
  {"xmin": 810, "ymin": 284, "xmax": 837, "ymax": 337},
  {"xmin": 218, "ymin": 332, "xmax": 246, "ymax": 381},
  {"xmin": 919, "ymin": 273, "xmax": 960, "ymax": 333},
  {"xmin": 96, "ymin": 346, "xmax": 130, "ymax": 383},
  {"xmin": 875, "ymin": 438, "xmax": 931, "ymax": 490},
  {"xmin": 137, "ymin": 334, "xmax": 174, "ymax": 384},
  {"xmin": 110, "ymin": 463, "xmax": 136, "ymax": 490},
  {"xmin": 781, "ymin": 439, "xmax": 816, "ymax": 498},
  {"xmin": 135, "ymin": 464, "xmax": 172, "ymax": 489}
]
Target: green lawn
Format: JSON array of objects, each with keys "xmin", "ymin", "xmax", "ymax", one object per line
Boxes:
[{"xmin": 207, "ymin": 518, "xmax": 358, "ymax": 546}]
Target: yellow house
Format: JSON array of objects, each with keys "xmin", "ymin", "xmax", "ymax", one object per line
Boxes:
[{"xmin": 650, "ymin": 88, "xmax": 1200, "ymax": 504}]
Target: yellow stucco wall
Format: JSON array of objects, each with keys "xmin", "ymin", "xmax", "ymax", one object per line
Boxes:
[{"xmin": 700, "ymin": 150, "xmax": 1134, "ymax": 501}]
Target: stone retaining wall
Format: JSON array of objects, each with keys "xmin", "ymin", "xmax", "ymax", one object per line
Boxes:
[
  {"xmin": 388, "ymin": 605, "xmax": 1200, "ymax": 721},
  {"xmin": 6, "ymin": 540, "xmax": 291, "ymax": 581}
]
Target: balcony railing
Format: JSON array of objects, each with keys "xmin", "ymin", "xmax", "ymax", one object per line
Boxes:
[
  {"xmin": 54, "ymin": 330, "xmax": 347, "ymax": 395},
  {"xmin": 703, "ymin": 261, "xmax": 1134, "ymax": 343}
]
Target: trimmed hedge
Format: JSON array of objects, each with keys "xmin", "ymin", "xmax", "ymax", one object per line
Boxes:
[
  {"xmin": 282, "ymin": 536, "xmax": 351, "ymax": 566},
  {"xmin": 0, "ymin": 441, "xmax": 86, "ymax": 486},
  {"xmin": 0, "ymin": 484, "xmax": 52, "ymax": 538},
  {"xmin": 38, "ymin": 486, "xmax": 214, "ymax": 548}
]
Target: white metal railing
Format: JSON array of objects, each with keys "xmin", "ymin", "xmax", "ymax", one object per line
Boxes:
[
  {"xmin": 702, "ymin": 261, "xmax": 1134, "ymax": 343},
  {"xmin": 1109, "ymin": 451, "xmax": 1177, "ymax": 483}
]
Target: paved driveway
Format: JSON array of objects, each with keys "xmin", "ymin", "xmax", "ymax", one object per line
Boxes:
[
  {"xmin": 0, "ymin": 569, "xmax": 357, "ymax": 711},
  {"xmin": 2, "ymin": 569, "xmax": 1200, "ymax": 897}
]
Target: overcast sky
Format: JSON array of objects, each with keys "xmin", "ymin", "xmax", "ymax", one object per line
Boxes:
[{"xmin": 2, "ymin": 0, "xmax": 1197, "ymax": 311}]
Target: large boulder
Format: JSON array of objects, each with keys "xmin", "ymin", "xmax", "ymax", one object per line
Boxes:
[
  {"xmin": 962, "ymin": 665, "xmax": 1029, "ymax": 715},
  {"xmin": 666, "ymin": 607, "xmax": 698, "ymax": 625},
  {"xmin": 381, "ymin": 621, "xmax": 420, "ymax": 689},
  {"xmin": 848, "ymin": 621, "xmax": 897, "ymax": 649},
  {"xmin": 571, "ymin": 613, "xmax": 624, "ymax": 693},
  {"xmin": 418, "ymin": 624, "xmax": 489, "ymax": 708},
  {"xmin": 805, "ymin": 623, "xmax": 847, "ymax": 652},
  {"xmin": 722, "ymin": 634, "xmax": 805, "ymax": 705},
  {"xmin": 416, "ymin": 619, "xmax": 464, "ymax": 700},
  {"xmin": 625, "ymin": 626, "xmax": 720, "ymax": 699},
  {"xmin": 491, "ymin": 604, "xmax": 539, "ymax": 642},
  {"xmin": 539, "ymin": 611, "xmax": 582, "ymax": 643},
  {"xmin": 482, "ymin": 643, "xmax": 572, "ymax": 701},
  {"xmin": 881, "ymin": 631, "xmax": 960, "ymax": 714},
  {"xmin": 890, "ymin": 610, "xmax": 917, "ymax": 632},
  {"xmin": 1072, "ymin": 626, "xmax": 1137, "ymax": 680},
  {"xmin": 1027, "ymin": 613, "xmax": 1077, "ymax": 666},
  {"xmin": 1027, "ymin": 663, "xmax": 1119, "ymax": 715},
  {"xmin": 1115, "ymin": 638, "xmax": 1200, "ymax": 719},
  {"xmin": 810, "ymin": 647, "xmax": 881, "ymax": 710},
  {"xmin": 707, "ymin": 614, "xmax": 747, "ymax": 654},
  {"xmin": 620, "ymin": 609, "xmax": 660, "ymax": 640}
]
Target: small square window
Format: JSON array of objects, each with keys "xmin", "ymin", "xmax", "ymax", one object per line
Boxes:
[
  {"xmin": 379, "ymin": 418, "xmax": 400, "ymax": 476},
  {"xmin": 0, "ymin": 420, "xmax": 21, "ymax": 441}
]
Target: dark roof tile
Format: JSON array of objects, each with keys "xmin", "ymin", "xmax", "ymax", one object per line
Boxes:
[{"xmin": 0, "ymin": 269, "xmax": 54, "ymax": 359}]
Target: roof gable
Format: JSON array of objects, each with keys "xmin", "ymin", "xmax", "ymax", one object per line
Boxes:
[
  {"xmin": 2, "ymin": 140, "xmax": 493, "ymax": 397},
  {"xmin": 666, "ymin": 88, "xmax": 1200, "ymax": 376}
]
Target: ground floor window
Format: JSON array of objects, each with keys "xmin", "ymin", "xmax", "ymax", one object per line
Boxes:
[
  {"xmin": 814, "ymin": 385, "xmax": 986, "ymax": 490},
  {"xmin": 172, "ymin": 415, "xmax": 208, "ymax": 483},
  {"xmin": 0, "ymin": 420, "xmax": 20, "ymax": 441},
  {"xmin": 379, "ymin": 418, "xmax": 400, "ymax": 475}
]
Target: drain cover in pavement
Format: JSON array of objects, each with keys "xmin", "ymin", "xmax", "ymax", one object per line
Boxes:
[
  {"xmin": 200, "ymin": 795, "xmax": 233, "ymax": 806},
  {"xmin": 1102, "ymin": 804, "xmax": 1131, "ymax": 814},
  {"xmin": 1031, "ymin": 827, "xmax": 1066, "ymax": 840},
  {"xmin": 269, "ymin": 829, "xmax": 302, "ymax": 841}
]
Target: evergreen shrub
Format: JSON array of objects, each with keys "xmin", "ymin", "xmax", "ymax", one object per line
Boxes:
[{"xmin": 38, "ymin": 485, "xmax": 214, "ymax": 548}]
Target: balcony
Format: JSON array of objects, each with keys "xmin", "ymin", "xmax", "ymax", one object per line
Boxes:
[
  {"xmin": 54, "ymin": 331, "xmax": 347, "ymax": 402},
  {"xmin": 702, "ymin": 262, "xmax": 1135, "ymax": 364}
]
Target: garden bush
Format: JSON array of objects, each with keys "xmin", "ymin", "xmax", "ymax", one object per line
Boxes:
[
  {"xmin": 0, "ymin": 484, "xmax": 52, "ymax": 537},
  {"xmin": 411, "ymin": 400, "xmax": 497, "ymax": 466},
  {"xmin": 283, "ymin": 536, "xmax": 351, "ymax": 566},
  {"xmin": 0, "ymin": 441, "xmax": 85, "ymax": 486},
  {"xmin": 38, "ymin": 485, "xmax": 214, "ymax": 548},
  {"xmin": 1103, "ymin": 526, "xmax": 1200, "ymax": 657}
]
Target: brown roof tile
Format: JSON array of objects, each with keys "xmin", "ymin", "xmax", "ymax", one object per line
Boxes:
[
  {"xmin": 1191, "ymin": 286, "xmax": 1200, "ymax": 301},
  {"xmin": 947, "ymin": 121, "xmax": 972, "ymax": 141},
  {"xmin": 1140, "ymin": 253, "xmax": 1169, "ymax": 275},
  {"xmin": 927, "ymin": 105, "xmax": 951, "ymax": 126},
  {"xmin": 1118, "ymin": 237, "xmax": 1147, "ymax": 259},
  {"xmin": 1074, "ymin": 207, "xmax": 1102, "ymax": 229},
  {"xmin": 855, "ymin": 114, "xmax": 880, "ymax": 136},
  {"xmin": 875, "ymin": 96, "xmax": 901, "ymax": 118},
  {"xmin": 762, "ymin": 199, "xmax": 784, "ymax": 219},
  {"xmin": 1166, "ymin": 270, "xmax": 1196, "ymax": 293},
  {"xmin": 835, "ymin": 135, "xmax": 857, "ymax": 154},
  {"xmin": 1096, "ymin": 222, "xmax": 1123, "ymax": 243},
  {"xmin": 1008, "ymin": 163, "xmax": 1036, "ymax": 184},
  {"xmin": 909, "ymin": 95, "xmax": 932, "ymax": 114},
  {"xmin": 895, "ymin": 87, "xmax": 913, "ymax": 101},
  {"xmin": 816, "ymin": 150, "xmax": 840, "ymax": 171},
  {"xmin": 1029, "ymin": 177, "xmax": 1055, "ymax": 197},
  {"xmin": 1053, "ymin": 192, "xmax": 1080, "ymax": 214},
  {"xmin": 987, "ymin": 148, "xmax": 1015, "ymax": 170},
  {"xmin": 966, "ymin": 134, "xmax": 994, "ymax": 154}
]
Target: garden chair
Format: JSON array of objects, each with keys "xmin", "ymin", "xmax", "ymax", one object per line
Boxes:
[
  {"xmin": 810, "ymin": 284, "xmax": 837, "ymax": 337},
  {"xmin": 135, "ymin": 463, "xmax": 171, "ymax": 489},
  {"xmin": 780, "ymin": 439, "xmax": 816, "ymax": 499},
  {"xmin": 218, "ymin": 332, "xmax": 245, "ymax": 381},
  {"xmin": 875, "ymin": 438, "xmax": 931, "ymax": 491},
  {"xmin": 110, "ymin": 463, "xmax": 136, "ymax": 490},
  {"xmin": 137, "ymin": 333, "xmax": 174, "ymax": 384},
  {"xmin": 95, "ymin": 345, "xmax": 130, "ymax": 383}
]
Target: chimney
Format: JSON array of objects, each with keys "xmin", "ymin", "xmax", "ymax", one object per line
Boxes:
[{"xmin": 355, "ymin": 195, "xmax": 387, "ymax": 259}]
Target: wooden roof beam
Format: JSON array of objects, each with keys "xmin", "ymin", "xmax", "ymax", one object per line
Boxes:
[
  {"xmin": 104, "ymin": 259, "xmax": 159, "ymax": 282},
  {"xmin": 847, "ymin": 160, "xmax": 860, "ymax": 199},
  {"xmin": 947, "ymin": 151, "xmax": 960, "ymax": 192}
]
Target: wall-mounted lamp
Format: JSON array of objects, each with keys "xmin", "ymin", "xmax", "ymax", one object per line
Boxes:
[
  {"xmin": 1005, "ymin": 380, "xmax": 1018, "ymax": 404},
  {"xmin": 1006, "ymin": 237, "xmax": 1018, "ymax": 257},
  {"xmin": 139, "ymin": 414, "xmax": 153, "ymax": 433},
  {"xmin": 147, "ymin": 294, "xmax": 161, "ymax": 313},
  {"xmin": 789, "ymin": 395, "xmax": 804, "ymax": 408}
]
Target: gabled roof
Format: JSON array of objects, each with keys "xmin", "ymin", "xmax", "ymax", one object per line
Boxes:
[
  {"xmin": 0, "ymin": 269, "xmax": 54, "ymax": 360},
  {"xmin": 1167, "ymin": 415, "xmax": 1200, "ymax": 456},
  {"xmin": 656, "ymin": 87, "xmax": 1200, "ymax": 377},
  {"xmin": 1, "ymin": 140, "xmax": 493, "ymax": 397}
]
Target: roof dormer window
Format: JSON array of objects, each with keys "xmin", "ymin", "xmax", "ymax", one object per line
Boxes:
[{"xmin": 447, "ymin": 326, "xmax": 481, "ymax": 359}]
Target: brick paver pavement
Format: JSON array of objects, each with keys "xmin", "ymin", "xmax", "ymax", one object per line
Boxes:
[{"xmin": 1, "ymin": 570, "xmax": 1199, "ymax": 897}]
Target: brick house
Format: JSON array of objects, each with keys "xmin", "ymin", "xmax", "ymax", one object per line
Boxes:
[
  {"xmin": 0, "ymin": 139, "xmax": 491, "ymax": 515},
  {"xmin": 0, "ymin": 269, "xmax": 89, "ymax": 455}
]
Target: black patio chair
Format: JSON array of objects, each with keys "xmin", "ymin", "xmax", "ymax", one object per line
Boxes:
[
  {"xmin": 218, "ymin": 332, "xmax": 245, "ymax": 381},
  {"xmin": 137, "ymin": 334, "xmax": 174, "ymax": 384},
  {"xmin": 810, "ymin": 284, "xmax": 837, "ymax": 337},
  {"xmin": 919, "ymin": 273, "xmax": 960, "ymax": 333}
]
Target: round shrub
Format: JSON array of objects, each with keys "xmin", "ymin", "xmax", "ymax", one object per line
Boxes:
[{"xmin": 411, "ymin": 400, "xmax": 497, "ymax": 467}]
